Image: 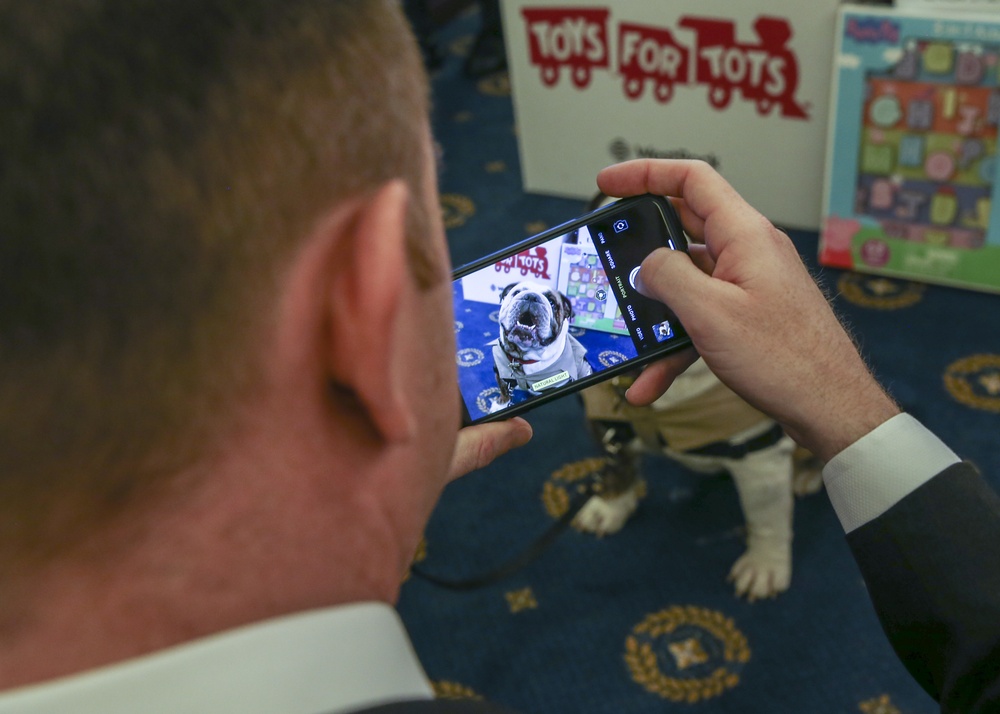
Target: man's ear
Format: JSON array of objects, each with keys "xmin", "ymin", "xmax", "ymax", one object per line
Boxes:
[{"xmin": 326, "ymin": 180, "xmax": 417, "ymax": 444}]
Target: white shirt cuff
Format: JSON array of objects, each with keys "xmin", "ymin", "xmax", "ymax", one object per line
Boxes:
[{"xmin": 822, "ymin": 413, "xmax": 960, "ymax": 533}]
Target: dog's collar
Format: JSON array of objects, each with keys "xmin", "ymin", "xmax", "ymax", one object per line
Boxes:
[{"xmin": 497, "ymin": 342, "xmax": 540, "ymax": 366}]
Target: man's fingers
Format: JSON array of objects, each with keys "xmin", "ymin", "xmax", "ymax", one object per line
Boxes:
[
  {"xmin": 687, "ymin": 243, "xmax": 716, "ymax": 276},
  {"xmin": 598, "ymin": 159, "xmax": 772, "ymax": 258},
  {"xmin": 634, "ymin": 245, "xmax": 724, "ymax": 324},
  {"xmin": 448, "ymin": 418, "xmax": 533, "ymax": 481},
  {"xmin": 672, "ymin": 198, "xmax": 706, "ymax": 243},
  {"xmin": 597, "ymin": 159, "xmax": 741, "ymax": 222},
  {"xmin": 625, "ymin": 348, "xmax": 699, "ymax": 406}
]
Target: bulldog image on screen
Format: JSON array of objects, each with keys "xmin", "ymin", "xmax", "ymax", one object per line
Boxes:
[{"xmin": 489, "ymin": 281, "xmax": 592, "ymax": 413}]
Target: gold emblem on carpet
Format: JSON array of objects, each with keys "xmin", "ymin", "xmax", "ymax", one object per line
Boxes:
[
  {"xmin": 449, "ymin": 35, "xmax": 474, "ymax": 58},
  {"xmin": 625, "ymin": 606, "xmax": 750, "ymax": 703},
  {"xmin": 441, "ymin": 193, "xmax": 476, "ymax": 229},
  {"xmin": 505, "ymin": 587, "xmax": 538, "ymax": 613},
  {"xmin": 432, "ymin": 681, "xmax": 483, "ymax": 700},
  {"xmin": 944, "ymin": 354, "xmax": 1000, "ymax": 413},
  {"xmin": 837, "ymin": 273, "xmax": 925, "ymax": 310},
  {"xmin": 543, "ymin": 457, "xmax": 606, "ymax": 520},
  {"xmin": 478, "ymin": 72, "xmax": 510, "ymax": 96},
  {"xmin": 543, "ymin": 458, "xmax": 646, "ymax": 526},
  {"xmin": 403, "ymin": 537, "xmax": 428, "ymax": 584},
  {"xmin": 859, "ymin": 693, "xmax": 901, "ymax": 713}
]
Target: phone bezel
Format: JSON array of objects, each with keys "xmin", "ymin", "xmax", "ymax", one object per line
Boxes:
[{"xmin": 453, "ymin": 194, "xmax": 692, "ymax": 426}]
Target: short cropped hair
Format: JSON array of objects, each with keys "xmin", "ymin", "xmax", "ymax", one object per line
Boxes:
[{"xmin": 0, "ymin": 0, "xmax": 433, "ymax": 561}]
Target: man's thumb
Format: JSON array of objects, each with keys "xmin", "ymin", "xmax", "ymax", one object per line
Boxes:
[{"xmin": 634, "ymin": 247, "xmax": 715, "ymax": 323}]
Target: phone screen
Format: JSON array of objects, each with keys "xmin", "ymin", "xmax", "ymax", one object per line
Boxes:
[{"xmin": 453, "ymin": 195, "xmax": 690, "ymax": 425}]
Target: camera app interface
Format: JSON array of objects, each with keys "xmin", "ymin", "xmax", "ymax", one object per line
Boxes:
[{"xmin": 454, "ymin": 199, "xmax": 686, "ymax": 422}]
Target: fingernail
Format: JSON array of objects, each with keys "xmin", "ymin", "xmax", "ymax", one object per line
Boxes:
[{"xmin": 632, "ymin": 269, "xmax": 645, "ymax": 295}]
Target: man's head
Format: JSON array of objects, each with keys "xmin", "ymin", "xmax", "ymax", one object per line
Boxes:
[{"xmin": 0, "ymin": 0, "xmax": 446, "ymax": 564}]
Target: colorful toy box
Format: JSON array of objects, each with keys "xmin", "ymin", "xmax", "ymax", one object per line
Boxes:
[{"xmin": 820, "ymin": 4, "xmax": 1000, "ymax": 292}]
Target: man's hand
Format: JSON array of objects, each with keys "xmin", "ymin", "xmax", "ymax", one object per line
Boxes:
[
  {"xmin": 598, "ymin": 159, "xmax": 899, "ymax": 462},
  {"xmin": 448, "ymin": 417, "xmax": 533, "ymax": 481}
]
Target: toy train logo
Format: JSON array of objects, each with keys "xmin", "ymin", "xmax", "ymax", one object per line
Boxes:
[
  {"xmin": 494, "ymin": 247, "xmax": 552, "ymax": 280},
  {"xmin": 521, "ymin": 8, "xmax": 809, "ymax": 119}
]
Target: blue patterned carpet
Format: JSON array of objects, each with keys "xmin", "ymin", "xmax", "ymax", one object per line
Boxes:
[{"xmin": 398, "ymin": 10, "xmax": 1000, "ymax": 713}]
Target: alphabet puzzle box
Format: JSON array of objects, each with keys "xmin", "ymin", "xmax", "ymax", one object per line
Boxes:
[
  {"xmin": 502, "ymin": 1, "xmax": 842, "ymax": 229},
  {"xmin": 820, "ymin": 4, "xmax": 1000, "ymax": 293}
]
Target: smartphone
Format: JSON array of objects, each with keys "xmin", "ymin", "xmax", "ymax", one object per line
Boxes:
[{"xmin": 453, "ymin": 194, "xmax": 691, "ymax": 426}]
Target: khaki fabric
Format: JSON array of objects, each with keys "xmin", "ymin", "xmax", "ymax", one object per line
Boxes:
[{"xmin": 580, "ymin": 377, "xmax": 770, "ymax": 452}]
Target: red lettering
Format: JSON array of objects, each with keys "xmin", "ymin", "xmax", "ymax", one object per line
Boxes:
[
  {"xmin": 618, "ymin": 22, "xmax": 689, "ymax": 103},
  {"xmin": 522, "ymin": 7, "xmax": 610, "ymax": 88},
  {"xmin": 495, "ymin": 248, "xmax": 551, "ymax": 280},
  {"xmin": 679, "ymin": 15, "xmax": 808, "ymax": 119},
  {"xmin": 519, "ymin": 8, "xmax": 807, "ymax": 118}
]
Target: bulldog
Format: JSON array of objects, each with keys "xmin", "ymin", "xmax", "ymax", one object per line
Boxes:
[
  {"xmin": 576, "ymin": 360, "xmax": 823, "ymax": 600},
  {"xmin": 573, "ymin": 193, "xmax": 823, "ymax": 601},
  {"xmin": 489, "ymin": 281, "xmax": 593, "ymax": 412}
]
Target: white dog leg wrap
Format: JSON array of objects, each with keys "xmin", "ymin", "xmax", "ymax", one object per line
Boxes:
[
  {"xmin": 573, "ymin": 487, "xmax": 640, "ymax": 536},
  {"xmin": 726, "ymin": 436, "xmax": 796, "ymax": 601}
]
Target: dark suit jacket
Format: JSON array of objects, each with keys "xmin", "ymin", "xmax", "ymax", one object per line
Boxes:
[{"xmin": 847, "ymin": 461, "xmax": 1000, "ymax": 712}]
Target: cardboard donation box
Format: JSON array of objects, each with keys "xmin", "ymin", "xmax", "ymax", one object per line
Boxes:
[
  {"xmin": 502, "ymin": 1, "xmax": 843, "ymax": 229},
  {"xmin": 820, "ymin": 5, "xmax": 1000, "ymax": 293}
]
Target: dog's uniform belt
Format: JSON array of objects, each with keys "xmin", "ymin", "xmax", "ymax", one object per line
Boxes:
[
  {"xmin": 683, "ymin": 422, "xmax": 786, "ymax": 459},
  {"xmin": 580, "ymin": 378, "xmax": 772, "ymax": 452}
]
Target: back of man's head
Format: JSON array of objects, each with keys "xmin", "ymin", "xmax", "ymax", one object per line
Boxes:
[{"xmin": 0, "ymin": 0, "xmax": 432, "ymax": 565}]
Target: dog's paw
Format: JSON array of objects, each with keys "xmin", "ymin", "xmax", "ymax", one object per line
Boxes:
[
  {"xmin": 573, "ymin": 489, "xmax": 639, "ymax": 536},
  {"xmin": 728, "ymin": 543, "xmax": 792, "ymax": 601},
  {"xmin": 487, "ymin": 397, "xmax": 510, "ymax": 414}
]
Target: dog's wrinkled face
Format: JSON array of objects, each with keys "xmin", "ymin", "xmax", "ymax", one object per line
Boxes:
[{"xmin": 498, "ymin": 281, "xmax": 571, "ymax": 352}]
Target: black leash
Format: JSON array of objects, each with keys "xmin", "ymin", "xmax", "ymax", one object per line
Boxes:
[{"xmin": 410, "ymin": 473, "xmax": 602, "ymax": 591}]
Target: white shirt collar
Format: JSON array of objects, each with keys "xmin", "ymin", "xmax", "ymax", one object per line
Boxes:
[{"xmin": 0, "ymin": 602, "xmax": 433, "ymax": 714}]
